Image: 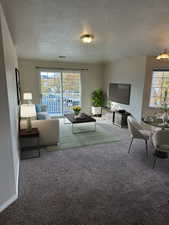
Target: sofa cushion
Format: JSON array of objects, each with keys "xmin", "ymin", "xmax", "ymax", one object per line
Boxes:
[
  {"xmin": 41, "ymin": 105, "xmax": 47, "ymax": 112},
  {"xmin": 35, "ymin": 104, "xmax": 41, "ymax": 113},
  {"xmin": 37, "ymin": 112, "xmax": 50, "ymax": 120}
]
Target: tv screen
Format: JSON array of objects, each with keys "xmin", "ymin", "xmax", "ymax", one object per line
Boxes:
[{"xmin": 109, "ymin": 83, "xmax": 131, "ymax": 105}]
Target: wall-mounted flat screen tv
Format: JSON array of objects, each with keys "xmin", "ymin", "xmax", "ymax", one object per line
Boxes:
[{"xmin": 109, "ymin": 83, "xmax": 131, "ymax": 105}]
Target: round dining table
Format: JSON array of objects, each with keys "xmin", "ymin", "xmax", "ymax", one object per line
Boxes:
[{"xmin": 142, "ymin": 118, "xmax": 169, "ymax": 129}]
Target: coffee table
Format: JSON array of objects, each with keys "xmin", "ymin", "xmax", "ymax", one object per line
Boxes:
[{"xmin": 64, "ymin": 113, "xmax": 96, "ymax": 134}]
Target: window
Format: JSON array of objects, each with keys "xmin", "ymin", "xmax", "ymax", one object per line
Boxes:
[{"xmin": 149, "ymin": 70, "xmax": 169, "ymax": 107}]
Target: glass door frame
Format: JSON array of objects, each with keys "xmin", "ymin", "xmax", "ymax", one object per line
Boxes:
[{"xmin": 38, "ymin": 69, "xmax": 82, "ymax": 117}]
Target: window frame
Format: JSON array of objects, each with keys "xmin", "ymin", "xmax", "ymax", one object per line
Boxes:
[
  {"xmin": 149, "ymin": 69, "xmax": 169, "ymax": 108},
  {"xmin": 39, "ymin": 69, "xmax": 82, "ymax": 117}
]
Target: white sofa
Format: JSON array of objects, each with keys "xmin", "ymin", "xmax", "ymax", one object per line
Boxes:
[{"xmin": 20, "ymin": 119, "xmax": 59, "ymax": 146}]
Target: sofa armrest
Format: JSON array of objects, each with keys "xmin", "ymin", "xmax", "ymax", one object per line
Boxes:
[{"xmin": 20, "ymin": 119, "xmax": 59, "ymax": 146}]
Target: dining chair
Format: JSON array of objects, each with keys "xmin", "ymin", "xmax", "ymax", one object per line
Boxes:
[
  {"xmin": 152, "ymin": 129, "xmax": 169, "ymax": 169},
  {"xmin": 127, "ymin": 116, "xmax": 152, "ymax": 158}
]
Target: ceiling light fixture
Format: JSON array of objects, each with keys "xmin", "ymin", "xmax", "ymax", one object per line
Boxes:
[
  {"xmin": 156, "ymin": 50, "xmax": 169, "ymax": 60},
  {"xmin": 58, "ymin": 56, "xmax": 66, "ymax": 59},
  {"xmin": 80, "ymin": 34, "xmax": 94, "ymax": 43}
]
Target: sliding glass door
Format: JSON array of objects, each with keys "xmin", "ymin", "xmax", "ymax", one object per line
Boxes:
[
  {"xmin": 40, "ymin": 70, "xmax": 81, "ymax": 116},
  {"xmin": 62, "ymin": 72, "xmax": 81, "ymax": 114}
]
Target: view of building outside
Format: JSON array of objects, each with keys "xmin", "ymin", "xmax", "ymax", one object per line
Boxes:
[
  {"xmin": 149, "ymin": 70, "xmax": 169, "ymax": 107},
  {"xmin": 40, "ymin": 71, "xmax": 81, "ymax": 116}
]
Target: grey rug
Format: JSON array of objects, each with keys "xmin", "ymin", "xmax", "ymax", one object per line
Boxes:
[
  {"xmin": 1, "ymin": 122, "xmax": 169, "ymax": 225},
  {"xmin": 48, "ymin": 119, "xmax": 120, "ymax": 150}
]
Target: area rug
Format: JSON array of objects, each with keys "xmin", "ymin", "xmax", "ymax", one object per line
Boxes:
[{"xmin": 48, "ymin": 119, "xmax": 120, "ymax": 150}]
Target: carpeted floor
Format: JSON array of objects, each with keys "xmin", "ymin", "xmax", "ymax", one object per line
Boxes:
[{"xmin": 1, "ymin": 121, "xmax": 169, "ymax": 225}]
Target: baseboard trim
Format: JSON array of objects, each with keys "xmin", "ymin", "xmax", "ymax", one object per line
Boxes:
[
  {"xmin": 15, "ymin": 159, "xmax": 19, "ymax": 196},
  {"xmin": 0, "ymin": 159, "xmax": 19, "ymax": 213},
  {"xmin": 0, "ymin": 193, "xmax": 18, "ymax": 213}
]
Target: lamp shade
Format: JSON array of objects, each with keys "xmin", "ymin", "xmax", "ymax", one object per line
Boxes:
[
  {"xmin": 23, "ymin": 92, "xmax": 32, "ymax": 100},
  {"xmin": 20, "ymin": 104, "xmax": 36, "ymax": 118}
]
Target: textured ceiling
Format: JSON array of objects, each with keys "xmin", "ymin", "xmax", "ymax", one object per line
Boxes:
[{"xmin": 1, "ymin": 0, "xmax": 169, "ymax": 62}]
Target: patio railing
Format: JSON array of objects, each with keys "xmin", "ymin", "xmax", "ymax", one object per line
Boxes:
[{"xmin": 41, "ymin": 93, "xmax": 80, "ymax": 116}]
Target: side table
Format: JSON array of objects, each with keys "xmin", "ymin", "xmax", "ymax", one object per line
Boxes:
[
  {"xmin": 19, "ymin": 128, "xmax": 40, "ymax": 159},
  {"xmin": 113, "ymin": 110, "xmax": 130, "ymax": 128}
]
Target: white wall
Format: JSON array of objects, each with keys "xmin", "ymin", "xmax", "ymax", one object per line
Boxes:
[
  {"xmin": 19, "ymin": 59, "xmax": 104, "ymax": 114},
  {"xmin": 103, "ymin": 56, "xmax": 146, "ymax": 121},
  {"xmin": 0, "ymin": 4, "xmax": 19, "ymax": 212}
]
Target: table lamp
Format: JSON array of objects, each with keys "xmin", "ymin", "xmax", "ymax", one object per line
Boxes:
[
  {"xmin": 23, "ymin": 92, "xmax": 32, "ymax": 103},
  {"xmin": 20, "ymin": 104, "xmax": 36, "ymax": 131}
]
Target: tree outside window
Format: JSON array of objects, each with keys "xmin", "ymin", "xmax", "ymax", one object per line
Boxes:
[{"xmin": 149, "ymin": 70, "xmax": 169, "ymax": 107}]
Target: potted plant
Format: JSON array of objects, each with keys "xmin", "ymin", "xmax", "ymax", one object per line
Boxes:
[
  {"xmin": 91, "ymin": 89, "xmax": 105, "ymax": 116},
  {"xmin": 73, "ymin": 106, "xmax": 81, "ymax": 118}
]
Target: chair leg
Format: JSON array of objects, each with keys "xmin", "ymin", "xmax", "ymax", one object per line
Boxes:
[
  {"xmin": 145, "ymin": 139, "xmax": 148, "ymax": 159},
  {"xmin": 152, "ymin": 156, "xmax": 158, "ymax": 169},
  {"xmin": 128, "ymin": 138, "xmax": 133, "ymax": 154}
]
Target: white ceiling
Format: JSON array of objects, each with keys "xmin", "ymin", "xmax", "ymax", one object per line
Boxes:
[{"xmin": 1, "ymin": 0, "xmax": 169, "ymax": 63}]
